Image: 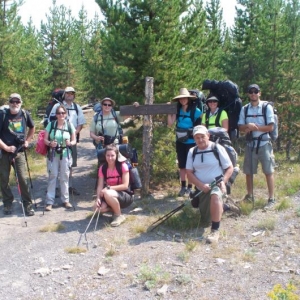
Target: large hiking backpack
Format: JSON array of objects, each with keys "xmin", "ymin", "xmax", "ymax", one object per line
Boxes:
[
  {"xmin": 192, "ymin": 127, "xmax": 239, "ymax": 194},
  {"xmin": 43, "ymin": 89, "xmax": 64, "ymax": 128},
  {"xmin": 188, "ymin": 89, "xmax": 207, "ymax": 115},
  {"xmin": 244, "ymin": 101, "xmax": 278, "ymax": 142},
  {"xmin": 202, "ymin": 79, "xmax": 242, "ymax": 140}
]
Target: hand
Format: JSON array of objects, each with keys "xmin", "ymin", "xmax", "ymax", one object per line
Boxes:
[
  {"xmin": 202, "ymin": 183, "xmax": 211, "ymax": 194},
  {"xmin": 50, "ymin": 140, "xmax": 57, "ymax": 148},
  {"xmin": 218, "ymin": 181, "xmax": 227, "ymax": 194},
  {"xmin": 65, "ymin": 139, "xmax": 72, "ymax": 147},
  {"xmin": 24, "ymin": 140, "xmax": 29, "ymax": 148},
  {"xmin": 7, "ymin": 145, "xmax": 16, "ymax": 153},
  {"xmin": 96, "ymin": 198, "xmax": 101, "ymax": 208},
  {"xmin": 133, "ymin": 102, "xmax": 139, "ymax": 107}
]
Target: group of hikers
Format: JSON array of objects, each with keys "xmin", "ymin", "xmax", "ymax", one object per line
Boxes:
[{"xmin": 0, "ymin": 83, "xmax": 276, "ymax": 243}]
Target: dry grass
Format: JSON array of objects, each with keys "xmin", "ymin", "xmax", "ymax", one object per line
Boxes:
[
  {"xmin": 65, "ymin": 247, "xmax": 87, "ymax": 254},
  {"xmin": 39, "ymin": 222, "xmax": 65, "ymax": 232}
]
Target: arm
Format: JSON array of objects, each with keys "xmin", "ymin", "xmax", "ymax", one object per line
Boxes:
[
  {"xmin": 24, "ymin": 127, "xmax": 35, "ymax": 148},
  {"xmin": 186, "ymin": 169, "xmax": 211, "ymax": 194},
  {"xmin": 95, "ymin": 175, "xmax": 105, "ymax": 208},
  {"xmin": 167, "ymin": 114, "xmax": 176, "ymax": 127},
  {"xmin": 221, "ymin": 119, "xmax": 229, "ymax": 131},
  {"xmin": 110, "ymin": 169, "xmax": 130, "ymax": 191},
  {"xmin": 0, "ymin": 139, "xmax": 16, "ymax": 153}
]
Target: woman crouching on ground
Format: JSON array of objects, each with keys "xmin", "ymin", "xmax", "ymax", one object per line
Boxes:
[{"xmin": 94, "ymin": 144, "xmax": 133, "ymax": 227}]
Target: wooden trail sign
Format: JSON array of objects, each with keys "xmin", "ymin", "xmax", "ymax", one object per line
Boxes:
[{"xmin": 120, "ymin": 103, "xmax": 177, "ymax": 116}]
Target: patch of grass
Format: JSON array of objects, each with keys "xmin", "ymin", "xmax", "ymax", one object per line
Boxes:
[
  {"xmin": 65, "ymin": 247, "xmax": 87, "ymax": 254},
  {"xmin": 242, "ymin": 249, "xmax": 256, "ymax": 262},
  {"xmin": 256, "ymin": 217, "xmax": 276, "ymax": 231},
  {"xmin": 175, "ymin": 274, "xmax": 192, "ymax": 285},
  {"xmin": 39, "ymin": 222, "xmax": 65, "ymax": 232},
  {"xmin": 267, "ymin": 282, "xmax": 298, "ymax": 300},
  {"xmin": 185, "ymin": 240, "xmax": 198, "ymax": 252},
  {"xmin": 133, "ymin": 224, "xmax": 147, "ymax": 234},
  {"xmin": 177, "ymin": 251, "xmax": 190, "ymax": 263},
  {"xmin": 276, "ymin": 198, "xmax": 292, "ymax": 211},
  {"xmin": 138, "ymin": 264, "xmax": 170, "ymax": 290},
  {"xmin": 105, "ymin": 244, "xmax": 116, "ymax": 257}
]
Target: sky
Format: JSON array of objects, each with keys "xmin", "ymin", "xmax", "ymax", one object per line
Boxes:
[{"xmin": 18, "ymin": 0, "xmax": 237, "ymax": 28}]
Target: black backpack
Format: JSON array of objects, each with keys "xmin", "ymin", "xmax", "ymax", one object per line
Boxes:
[
  {"xmin": 202, "ymin": 79, "xmax": 242, "ymax": 140},
  {"xmin": 188, "ymin": 89, "xmax": 207, "ymax": 116}
]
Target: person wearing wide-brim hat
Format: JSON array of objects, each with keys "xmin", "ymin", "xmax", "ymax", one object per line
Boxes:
[
  {"xmin": 202, "ymin": 95, "xmax": 229, "ymax": 131},
  {"xmin": 167, "ymin": 88, "xmax": 203, "ymax": 197}
]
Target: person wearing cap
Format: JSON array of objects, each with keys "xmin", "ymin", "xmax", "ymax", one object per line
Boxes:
[
  {"xmin": 238, "ymin": 84, "xmax": 276, "ymax": 210},
  {"xmin": 0, "ymin": 93, "xmax": 35, "ymax": 216},
  {"xmin": 168, "ymin": 88, "xmax": 202, "ymax": 197},
  {"xmin": 186, "ymin": 125, "xmax": 233, "ymax": 244},
  {"xmin": 94, "ymin": 144, "xmax": 133, "ymax": 227},
  {"xmin": 48, "ymin": 86, "xmax": 86, "ymax": 196},
  {"xmin": 202, "ymin": 95, "xmax": 229, "ymax": 131}
]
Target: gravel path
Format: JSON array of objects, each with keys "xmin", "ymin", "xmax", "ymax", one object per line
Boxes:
[{"xmin": 0, "ymin": 113, "xmax": 300, "ymax": 300}]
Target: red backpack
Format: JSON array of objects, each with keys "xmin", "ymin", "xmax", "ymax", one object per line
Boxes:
[{"xmin": 35, "ymin": 130, "xmax": 48, "ymax": 156}]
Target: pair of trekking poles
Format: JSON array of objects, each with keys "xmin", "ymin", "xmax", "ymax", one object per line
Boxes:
[{"xmin": 148, "ymin": 175, "xmax": 224, "ymax": 232}]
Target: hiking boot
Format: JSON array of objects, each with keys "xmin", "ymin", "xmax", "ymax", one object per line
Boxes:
[
  {"xmin": 242, "ymin": 194, "xmax": 254, "ymax": 203},
  {"xmin": 224, "ymin": 197, "xmax": 241, "ymax": 215},
  {"xmin": 64, "ymin": 202, "xmax": 73, "ymax": 209},
  {"xmin": 45, "ymin": 204, "xmax": 52, "ymax": 211},
  {"xmin": 110, "ymin": 214, "xmax": 126, "ymax": 227},
  {"xmin": 178, "ymin": 187, "xmax": 187, "ymax": 197},
  {"xmin": 185, "ymin": 188, "xmax": 192, "ymax": 196},
  {"xmin": 25, "ymin": 204, "xmax": 35, "ymax": 216},
  {"xmin": 3, "ymin": 205, "xmax": 12, "ymax": 215},
  {"xmin": 69, "ymin": 187, "xmax": 80, "ymax": 196},
  {"xmin": 206, "ymin": 230, "xmax": 220, "ymax": 244},
  {"xmin": 264, "ymin": 198, "xmax": 276, "ymax": 211}
]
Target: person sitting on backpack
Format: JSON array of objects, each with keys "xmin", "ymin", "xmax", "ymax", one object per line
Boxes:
[
  {"xmin": 202, "ymin": 96, "xmax": 229, "ymax": 131},
  {"xmin": 238, "ymin": 84, "xmax": 276, "ymax": 210},
  {"xmin": 43, "ymin": 105, "xmax": 76, "ymax": 211},
  {"xmin": 186, "ymin": 125, "xmax": 233, "ymax": 244},
  {"xmin": 0, "ymin": 93, "xmax": 35, "ymax": 216},
  {"xmin": 167, "ymin": 88, "xmax": 202, "ymax": 197},
  {"xmin": 48, "ymin": 86, "xmax": 86, "ymax": 196},
  {"xmin": 94, "ymin": 144, "xmax": 133, "ymax": 227}
]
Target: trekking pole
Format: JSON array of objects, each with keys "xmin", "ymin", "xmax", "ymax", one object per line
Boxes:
[
  {"xmin": 11, "ymin": 158, "xmax": 27, "ymax": 227},
  {"xmin": 66, "ymin": 140, "xmax": 75, "ymax": 211},
  {"xmin": 23, "ymin": 149, "xmax": 37, "ymax": 209},
  {"xmin": 148, "ymin": 175, "xmax": 224, "ymax": 232},
  {"xmin": 77, "ymin": 208, "xmax": 100, "ymax": 249}
]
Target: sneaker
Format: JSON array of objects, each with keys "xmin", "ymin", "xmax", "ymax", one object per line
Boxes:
[
  {"xmin": 206, "ymin": 230, "xmax": 220, "ymax": 244},
  {"xmin": 25, "ymin": 204, "xmax": 35, "ymax": 216},
  {"xmin": 3, "ymin": 205, "xmax": 12, "ymax": 215},
  {"xmin": 242, "ymin": 194, "xmax": 254, "ymax": 203},
  {"xmin": 224, "ymin": 197, "xmax": 241, "ymax": 215},
  {"xmin": 264, "ymin": 198, "xmax": 276, "ymax": 211},
  {"xmin": 69, "ymin": 187, "xmax": 80, "ymax": 196},
  {"xmin": 45, "ymin": 204, "xmax": 52, "ymax": 211},
  {"xmin": 185, "ymin": 188, "xmax": 192, "ymax": 196},
  {"xmin": 64, "ymin": 202, "xmax": 73, "ymax": 209},
  {"xmin": 110, "ymin": 214, "xmax": 126, "ymax": 227},
  {"xmin": 178, "ymin": 187, "xmax": 187, "ymax": 197}
]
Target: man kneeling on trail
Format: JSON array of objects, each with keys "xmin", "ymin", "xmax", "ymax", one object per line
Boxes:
[{"xmin": 186, "ymin": 125, "xmax": 233, "ymax": 244}]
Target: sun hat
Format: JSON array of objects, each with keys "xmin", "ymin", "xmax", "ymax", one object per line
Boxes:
[
  {"xmin": 193, "ymin": 125, "xmax": 209, "ymax": 136},
  {"xmin": 206, "ymin": 95, "xmax": 219, "ymax": 102},
  {"xmin": 9, "ymin": 93, "xmax": 22, "ymax": 102},
  {"xmin": 247, "ymin": 84, "xmax": 260, "ymax": 92},
  {"xmin": 172, "ymin": 88, "xmax": 196, "ymax": 102},
  {"xmin": 100, "ymin": 97, "xmax": 116, "ymax": 107},
  {"xmin": 65, "ymin": 87, "xmax": 76, "ymax": 93}
]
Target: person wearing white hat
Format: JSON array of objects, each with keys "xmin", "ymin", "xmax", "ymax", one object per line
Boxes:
[
  {"xmin": 48, "ymin": 86, "xmax": 86, "ymax": 196},
  {"xmin": 168, "ymin": 88, "xmax": 202, "ymax": 197},
  {"xmin": 186, "ymin": 125, "xmax": 233, "ymax": 244},
  {"xmin": 94, "ymin": 144, "xmax": 133, "ymax": 227}
]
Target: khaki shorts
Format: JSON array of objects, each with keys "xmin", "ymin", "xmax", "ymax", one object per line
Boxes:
[{"xmin": 243, "ymin": 142, "xmax": 275, "ymax": 175}]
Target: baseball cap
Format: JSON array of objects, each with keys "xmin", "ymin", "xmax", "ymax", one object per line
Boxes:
[
  {"xmin": 9, "ymin": 93, "xmax": 22, "ymax": 102},
  {"xmin": 193, "ymin": 125, "xmax": 208, "ymax": 136},
  {"xmin": 247, "ymin": 84, "xmax": 260, "ymax": 92}
]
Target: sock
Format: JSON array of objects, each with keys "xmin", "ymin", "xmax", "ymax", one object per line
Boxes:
[
  {"xmin": 181, "ymin": 181, "xmax": 186, "ymax": 188},
  {"xmin": 187, "ymin": 184, "xmax": 192, "ymax": 189},
  {"xmin": 211, "ymin": 221, "xmax": 220, "ymax": 231}
]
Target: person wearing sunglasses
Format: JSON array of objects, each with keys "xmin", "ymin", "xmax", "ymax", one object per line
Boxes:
[
  {"xmin": 43, "ymin": 105, "xmax": 76, "ymax": 211},
  {"xmin": 238, "ymin": 84, "xmax": 276, "ymax": 210},
  {"xmin": 202, "ymin": 96, "xmax": 229, "ymax": 131},
  {"xmin": 0, "ymin": 93, "xmax": 35, "ymax": 216},
  {"xmin": 48, "ymin": 86, "xmax": 86, "ymax": 196}
]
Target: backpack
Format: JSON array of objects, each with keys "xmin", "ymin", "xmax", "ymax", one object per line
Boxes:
[
  {"xmin": 188, "ymin": 89, "xmax": 207, "ymax": 115},
  {"xmin": 102, "ymin": 161, "xmax": 142, "ymax": 194},
  {"xmin": 192, "ymin": 127, "xmax": 239, "ymax": 194},
  {"xmin": 35, "ymin": 130, "xmax": 48, "ymax": 156},
  {"xmin": 202, "ymin": 79, "xmax": 242, "ymax": 140},
  {"xmin": 244, "ymin": 101, "xmax": 278, "ymax": 142},
  {"xmin": 43, "ymin": 89, "xmax": 79, "ymax": 128}
]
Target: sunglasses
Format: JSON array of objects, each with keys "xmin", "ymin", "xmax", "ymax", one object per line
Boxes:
[
  {"xmin": 248, "ymin": 90, "xmax": 259, "ymax": 94},
  {"xmin": 56, "ymin": 112, "xmax": 66, "ymax": 115},
  {"xmin": 102, "ymin": 103, "xmax": 112, "ymax": 107},
  {"xmin": 9, "ymin": 100, "xmax": 21, "ymax": 104},
  {"xmin": 207, "ymin": 100, "xmax": 218, "ymax": 104},
  {"xmin": 66, "ymin": 92, "xmax": 75, "ymax": 95}
]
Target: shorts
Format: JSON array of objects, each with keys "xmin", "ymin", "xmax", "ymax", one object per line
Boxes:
[
  {"xmin": 194, "ymin": 185, "xmax": 224, "ymax": 226},
  {"xmin": 243, "ymin": 142, "xmax": 275, "ymax": 175},
  {"xmin": 71, "ymin": 145, "xmax": 77, "ymax": 167},
  {"xmin": 176, "ymin": 141, "xmax": 195, "ymax": 169},
  {"xmin": 117, "ymin": 191, "xmax": 133, "ymax": 208}
]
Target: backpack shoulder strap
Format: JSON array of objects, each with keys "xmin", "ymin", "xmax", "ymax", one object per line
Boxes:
[
  {"xmin": 49, "ymin": 120, "xmax": 57, "ymax": 138},
  {"xmin": 215, "ymin": 109, "xmax": 222, "ymax": 127},
  {"xmin": 102, "ymin": 163, "xmax": 108, "ymax": 182},
  {"xmin": 111, "ymin": 109, "xmax": 119, "ymax": 124},
  {"xmin": 74, "ymin": 103, "xmax": 79, "ymax": 115},
  {"xmin": 205, "ymin": 110, "xmax": 210, "ymax": 127},
  {"xmin": 212, "ymin": 142, "xmax": 221, "ymax": 167},
  {"xmin": 261, "ymin": 102, "xmax": 269, "ymax": 125}
]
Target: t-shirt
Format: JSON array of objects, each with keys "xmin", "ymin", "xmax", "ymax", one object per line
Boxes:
[
  {"xmin": 99, "ymin": 162, "xmax": 129, "ymax": 186},
  {"xmin": 186, "ymin": 142, "xmax": 232, "ymax": 184},
  {"xmin": 0, "ymin": 109, "xmax": 34, "ymax": 151},
  {"xmin": 90, "ymin": 111, "xmax": 122, "ymax": 138},
  {"xmin": 202, "ymin": 109, "xmax": 228, "ymax": 129},
  {"xmin": 176, "ymin": 107, "xmax": 202, "ymax": 144},
  {"xmin": 46, "ymin": 121, "xmax": 75, "ymax": 158}
]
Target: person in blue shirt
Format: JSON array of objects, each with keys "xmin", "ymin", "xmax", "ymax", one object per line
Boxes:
[{"xmin": 168, "ymin": 88, "xmax": 202, "ymax": 196}]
